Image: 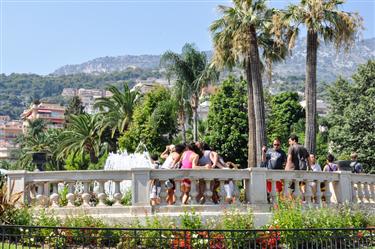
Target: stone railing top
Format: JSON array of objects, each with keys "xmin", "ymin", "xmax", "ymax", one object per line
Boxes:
[
  {"xmin": 5, "ymin": 169, "xmax": 374, "ymax": 184},
  {"xmin": 6, "ymin": 170, "xmax": 133, "ymax": 182},
  {"xmin": 150, "ymin": 169, "xmax": 250, "ymax": 180}
]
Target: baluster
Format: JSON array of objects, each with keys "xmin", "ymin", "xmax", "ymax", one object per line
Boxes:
[
  {"xmin": 50, "ymin": 182, "xmax": 59, "ymax": 207},
  {"xmin": 357, "ymin": 182, "xmax": 364, "ymax": 203},
  {"xmin": 44, "ymin": 182, "xmax": 51, "ymax": 207},
  {"xmin": 205, "ymin": 180, "xmax": 213, "ymax": 205},
  {"xmin": 97, "ymin": 181, "xmax": 107, "ymax": 206},
  {"xmin": 270, "ymin": 179, "xmax": 277, "ymax": 204},
  {"xmin": 294, "ymin": 180, "xmax": 301, "ymax": 199},
  {"xmin": 223, "ymin": 180, "xmax": 233, "ymax": 204},
  {"xmin": 363, "ymin": 182, "xmax": 370, "ymax": 203},
  {"xmin": 66, "ymin": 182, "xmax": 75, "ymax": 207},
  {"xmin": 370, "ymin": 183, "xmax": 375, "ymax": 203},
  {"xmin": 158, "ymin": 180, "xmax": 167, "ymax": 205},
  {"xmin": 175, "ymin": 180, "xmax": 182, "ymax": 205},
  {"xmin": 315, "ymin": 180, "xmax": 322, "ymax": 204},
  {"xmin": 324, "ymin": 180, "xmax": 332, "ymax": 204},
  {"xmin": 232, "ymin": 180, "xmax": 240, "ymax": 204},
  {"xmin": 219, "ymin": 180, "xmax": 226, "ymax": 204},
  {"xmin": 82, "ymin": 181, "xmax": 91, "ymax": 207},
  {"xmin": 190, "ymin": 179, "xmax": 198, "ymax": 205},
  {"xmin": 283, "ymin": 180, "xmax": 290, "ymax": 199},
  {"xmin": 30, "ymin": 183, "xmax": 37, "ymax": 200},
  {"xmin": 304, "ymin": 180, "xmax": 312, "ymax": 204},
  {"xmin": 36, "ymin": 182, "xmax": 45, "ymax": 207},
  {"xmin": 352, "ymin": 182, "xmax": 357, "ymax": 203},
  {"xmin": 113, "ymin": 181, "xmax": 122, "ymax": 206},
  {"xmin": 369, "ymin": 183, "xmax": 375, "ymax": 203}
]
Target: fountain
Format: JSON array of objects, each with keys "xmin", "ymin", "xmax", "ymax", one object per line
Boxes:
[{"xmin": 103, "ymin": 143, "xmax": 153, "ymax": 198}]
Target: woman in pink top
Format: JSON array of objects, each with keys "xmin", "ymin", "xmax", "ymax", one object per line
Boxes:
[{"xmin": 179, "ymin": 143, "xmax": 208, "ymax": 204}]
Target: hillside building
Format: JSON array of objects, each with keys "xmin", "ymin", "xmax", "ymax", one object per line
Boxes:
[
  {"xmin": 0, "ymin": 117, "xmax": 23, "ymax": 160},
  {"xmin": 21, "ymin": 102, "xmax": 66, "ymax": 132},
  {"xmin": 61, "ymin": 88, "xmax": 113, "ymax": 114},
  {"xmin": 299, "ymin": 99, "xmax": 329, "ymax": 116}
]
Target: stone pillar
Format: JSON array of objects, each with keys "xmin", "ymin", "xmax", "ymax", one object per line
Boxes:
[
  {"xmin": 131, "ymin": 168, "xmax": 151, "ymax": 206},
  {"xmin": 6, "ymin": 170, "xmax": 28, "ymax": 204},
  {"xmin": 247, "ymin": 168, "xmax": 268, "ymax": 204},
  {"xmin": 334, "ymin": 171, "xmax": 352, "ymax": 203}
]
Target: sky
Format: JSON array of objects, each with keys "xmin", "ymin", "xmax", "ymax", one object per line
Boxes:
[{"xmin": 1, "ymin": 0, "xmax": 374, "ymax": 75}]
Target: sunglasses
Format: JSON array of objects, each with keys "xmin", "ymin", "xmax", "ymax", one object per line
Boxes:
[{"xmin": 273, "ymin": 144, "xmax": 280, "ymax": 146}]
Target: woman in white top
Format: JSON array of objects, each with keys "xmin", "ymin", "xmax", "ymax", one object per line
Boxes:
[{"xmin": 160, "ymin": 144, "xmax": 185, "ymax": 204}]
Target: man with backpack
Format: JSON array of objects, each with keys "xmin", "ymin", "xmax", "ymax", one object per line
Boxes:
[
  {"xmin": 350, "ymin": 153, "xmax": 363, "ymax": 173},
  {"xmin": 285, "ymin": 134, "xmax": 310, "ymax": 196},
  {"xmin": 285, "ymin": 134, "xmax": 310, "ymax": 171}
]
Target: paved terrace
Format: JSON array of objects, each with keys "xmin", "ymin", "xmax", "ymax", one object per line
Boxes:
[{"xmin": 6, "ymin": 168, "xmax": 375, "ymax": 226}]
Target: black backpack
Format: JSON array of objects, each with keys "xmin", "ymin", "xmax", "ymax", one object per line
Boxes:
[{"xmin": 297, "ymin": 146, "xmax": 309, "ymax": 170}]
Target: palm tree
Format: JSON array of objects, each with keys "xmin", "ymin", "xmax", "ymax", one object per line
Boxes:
[
  {"xmin": 94, "ymin": 84, "xmax": 139, "ymax": 149},
  {"xmin": 211, "ymin": 0, "xmax": 276, "ymax": 166},
  {"xmin": 173, "ymin": 79, "xmax": 191, "ymax": 143},
  {"xmin": 58, "ymin": 114, "xmax": 102, "ymax": 164},
  {"xmin": 258, "ymin": 31, "xmax": 288, "ymax": 87},
  {"xmin": 272, "ymin": 0, "xmax": 362, "ymax": 153},
  {"xmin": 25, "ymin": 118, "xmax": 47, "ymax": 137},
  {"xmin": 161, "ymin": 43, "xmax": 217, "ymax": 142}
]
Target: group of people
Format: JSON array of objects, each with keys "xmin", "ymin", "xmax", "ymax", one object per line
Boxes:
[
  {"xmin": 261, "ymin": 134, "xmax": 363, "ymax": 199},
  {"xmin": 149, "ymin": 135, "xmax": 364, "ymax": 205},
  {"xmin": 149, "ymin": 142, "xmax": 237, "ymax": 205}
]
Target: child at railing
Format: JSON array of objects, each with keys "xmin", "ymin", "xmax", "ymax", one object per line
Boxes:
[{"xmin": 150, "ymin": 154, "xmax": 161, "ymax": 205}]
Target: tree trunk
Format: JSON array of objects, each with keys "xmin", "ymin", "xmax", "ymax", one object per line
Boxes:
[
  {"xmin": 305, "ymin": 30, "xmax": 318, "ymax": 154},
  {"xmin": 266, "ymin": 57, "xmax": 272, "ymax": 87},
  {"xmin": 249, "ymin": 25, "xmax": 267, "ymax": 166},
  {"xmin": 192, "ymin": 95, "xmax": 199, "ymax": 142},
  {"xmin": 89, "ymin": 149, "xmax": 98, "ymax": 164},
  {"xmin": 179, "ymin": 110, "xmax": 187, "ymax": 143},
  {"xmin": 245, "ymin": 59, "xmax": 257, "ymax": 168}
]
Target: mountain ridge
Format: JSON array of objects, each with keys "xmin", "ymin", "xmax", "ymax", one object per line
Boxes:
[{"xmin": 52, "ymin": 38, "xmax": 375, "ymax": 82}]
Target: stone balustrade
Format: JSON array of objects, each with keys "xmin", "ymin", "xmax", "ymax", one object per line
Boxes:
[{"xmin": 5, "ymin": 168, "xmax": 375, "ymax": 211}]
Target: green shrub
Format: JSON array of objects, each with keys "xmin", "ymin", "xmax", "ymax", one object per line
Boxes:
[
  {"xmin": 179, "ymin": 210, "xmax": 203, "ymax": 229},
  {"xmin": 120, "ymin": 189, "xmax": 132, "ymax": 206},
  {"xmin": 271, "ymin": 198, "xmax": 375, "ymax": 246}
]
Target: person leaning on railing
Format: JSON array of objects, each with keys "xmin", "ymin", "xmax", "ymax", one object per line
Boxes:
[
  {"xmin": 160, "ymin": 144, "xmax": 185, "ymax": 205},
  {"xmin": 179, "ymin": 143, "xmax": 211, "ymax": 205}
]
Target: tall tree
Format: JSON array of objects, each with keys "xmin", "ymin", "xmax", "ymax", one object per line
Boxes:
[
  {"xmin": 211, "ymin": 0, "xmax": 277, "ymax": 166},
  {"xmin": 161, "ymin": 43, "xmax": 217, "ymax": 142},
  {"xmin": 119, "ymin": 86, "xmax": 178, "ymax": 155},
  {"xmin": 173, "ymin": 79, "xmax": 191, "ymax": 143},
  {"xmin": 327, "ymin": 60, "xmax": 375, "ymax": 172},
  {"xmin": 267, "ymin": 92, "xmax": 305, "ymax": 145},
  {"xmin": 58, "ymin": 114, "xmax": 102, "ymax": 163},
  {"xmin": 272, "ymin": 0, "xmax": 362, "ymax": 153},
  {"xmin": 94, "ymin": 84, "xmax": 139, "ymax": 150},
  {"xmin": 205, "ymin": 77, "xmax": 249, "ymax": 167}
]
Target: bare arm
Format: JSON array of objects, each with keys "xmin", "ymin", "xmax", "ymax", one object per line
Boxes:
[
  {"xmin": 285, "ymin": 154, "xmax": 293, "ymax": 171},
  {"xmin": 209, "ymin": 151, "xmax": 218, "ymax": 168},
  {"xmin": 261, "ymin": 146, "xmax": 267, "ymax": 162},
  {"xmin": 171, "ymin": 152, "xmax": 181, "ymax": 165},
  {"xmin": 160, "ymin": 146, "xmax": 170, "ymax": 159},
  {"xmin": 192, "ymin": 154, "xmax": 210, "ymax": 169}
]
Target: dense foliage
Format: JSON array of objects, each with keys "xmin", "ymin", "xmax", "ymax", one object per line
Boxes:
[
  {"xmin": 327, "ymin": 60, "xmax": 375, "ymax": 172},
  {"xmin": 266, "ymin": 92, "xmax": 305, "ymax": 146},
  {"xmin": 0, "ymin": 69, "xmax": 160, "ymax": 119},
  {"xmin": 119, "ymin": 86, "xmax": 178, "ymax": 155},
  {"xmin": 205, "ymin": 77, "xmax": 249, "ymax": 168}
]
